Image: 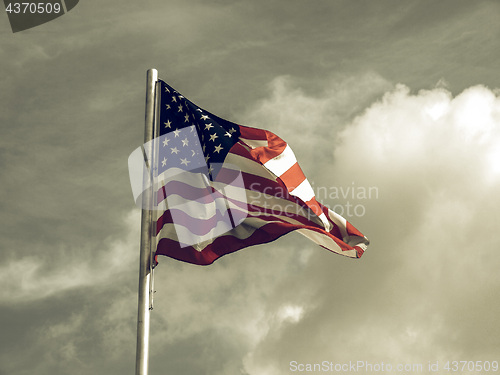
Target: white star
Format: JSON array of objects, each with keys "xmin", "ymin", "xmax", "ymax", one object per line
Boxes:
[
  {"xmin": 190, "ymin": 125, "xmax": 196, "ymax": 132},
  {"xmin": 164, "ymin": 120, "xmax": 172, "ymax": 128},
  {"xmin": 184, "ymin": 114, "xmax": 190, "ymax": 122},
  {"xmin": 171, "ymin": 147, "xmax": 179, "ymax": 154},
  {"xmin": 171, "ymin": 96, "xmax": 177, "ymax": 103},
  {"xmin": 191, "ymin": 150, "xmax": 196, "ymax": 157},
  {"xmin": 180, "ymin": 158, "xmax": 190, "ymax": 166},
  {"xmin": 164, "ymin": 86, "xmax": 170, "ymax": 93},
  {"xmin": 214, "ymin": 144, "xmax": 223, "ymax": 153},
  {"xmin": 205, "ymin": 155, "xmax": 210, "ymax": 162},
  {"xmin": 208, "ymin": 165, "xmax": 214, "ymax": 173},
  {"xmin": 229, "ymin": 127, "xmax": 236, "ymax": 134},
  {"xmin": 162, "ymin": 157, "xmax": 167, "ymax": 167},
  {"xmin": 178, "ymin": 104, "xmax": 183, "ymax": 112},
  {"xmin": 165, "ymin": 104, "xmax": 171, "ymax": 110},
  {"xmin": 209, "ymin": 133, "xmax": 218, "ymax": 142},
  {"xmin": 201, "ymin": 114, "xmax": 209, "ymax": 120},
  {"xmin": 202, "ymin": 144, "xmax": 206, "ymax": 152},
  {"xmin": 173, "ymin": 129, "xmax": 181, "ymax": 137},
  {"xmin": 162, "ymin": 137, "xmax": 170, "ymax": 147},
  {"xmin": 181, "ymin": 138, "xmax": 189, "ymax": 147},
  {"xmin": 205, "ymin": 123, "xmax": 214, "ymax": 130},
  {"xmin": 196, "ymin": 108, "xmax": 202, "ymax": 112},
  {"xmin": 224, "ymin": 131, "xmax": 232, "ymax": 137}
]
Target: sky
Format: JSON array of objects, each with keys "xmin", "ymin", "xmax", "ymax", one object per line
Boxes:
[{"xmin": 1, "ymin": 1, "xmax": 499, "ymax": 374}]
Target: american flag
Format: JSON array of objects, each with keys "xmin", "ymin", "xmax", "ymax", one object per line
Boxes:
[{"xmin": 153, "ymin": 80, "xmax": 369, "ymax": 265}]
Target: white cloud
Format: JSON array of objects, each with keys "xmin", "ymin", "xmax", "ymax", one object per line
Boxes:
[
  {"xmin": 232, "ymin": 78, "xmax": 500, "ymax": 374},
  {"xmin": 243, "ymin": 73, "xmax": 392, "ymax": 161},
  {"xmin": 276, "ymin": 304, "xmax": 304, "ymax": 324},
  {"xmin": 0, "ymin": 210, "xmax": 140, "ymax": 304}
]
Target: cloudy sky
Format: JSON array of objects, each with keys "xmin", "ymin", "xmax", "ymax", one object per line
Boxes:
[{"xmin": 1, "ymin": 1, "xmax": 500, "ymax": 374}]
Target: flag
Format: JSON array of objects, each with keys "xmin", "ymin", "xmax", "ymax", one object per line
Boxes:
[{"xmin": 152, "ymin": 80, "xmax": 369, "ymax": 265}]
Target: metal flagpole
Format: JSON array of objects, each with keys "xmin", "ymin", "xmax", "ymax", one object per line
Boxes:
[{"xmin": 135, "ymin": 68, "xmax": 158, "ymax": 375}]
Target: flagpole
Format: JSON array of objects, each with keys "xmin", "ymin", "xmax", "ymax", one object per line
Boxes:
[{"xmin": 135, "ymin": 68, "xmax": 158, "ymax": 375}]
